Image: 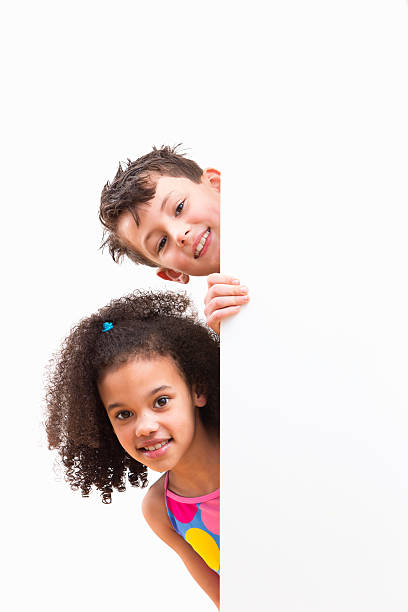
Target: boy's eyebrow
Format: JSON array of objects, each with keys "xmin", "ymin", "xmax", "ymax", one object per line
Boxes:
[
  {"xmin": 144, "ymin": 192, "xmax": 178, "ymax": 252},
  {"xmin": 160, "ymin": 191, "xmax": 177, "ymax": 211}
]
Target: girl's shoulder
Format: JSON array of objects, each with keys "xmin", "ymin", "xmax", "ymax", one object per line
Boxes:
[{"xmin": 141, "ymin": 475, "xmax": 170, "ymax": 533}]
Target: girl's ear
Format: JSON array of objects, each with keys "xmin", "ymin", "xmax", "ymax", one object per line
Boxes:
[{"xmin": 192, "ymin": 386, "xmax": 207, "ymax": 407}]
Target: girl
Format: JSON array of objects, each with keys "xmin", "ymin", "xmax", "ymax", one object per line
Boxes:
[{"xmin": 45, "ymin": 291, "xmax": 220, "ymax": 608}]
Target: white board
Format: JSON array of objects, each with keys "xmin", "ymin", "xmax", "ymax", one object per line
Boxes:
[{"xmin": 221, "ymin": 1, "xmax": 408, "ymax": 610}]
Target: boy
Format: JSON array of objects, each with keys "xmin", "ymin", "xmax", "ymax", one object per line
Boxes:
[{"xmin": 99, "ymin": 145, "xmax": 249, "ymax": 333}]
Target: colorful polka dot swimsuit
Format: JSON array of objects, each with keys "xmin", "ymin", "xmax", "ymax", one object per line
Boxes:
[{"xmin": 164, "ymin": 472, "xmax": 220, "ymax": 574}]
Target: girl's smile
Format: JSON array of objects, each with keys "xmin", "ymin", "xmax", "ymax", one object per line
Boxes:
[
  {"xmin": 137, "ymin": 437, "xmax": 170, "ymax": 450},
  {"xmin": 98, "ymin": 356, "xmax": 207, "ymax": 473},
  {"xmin": 138, "ymin": 438, "xmax": 173, "ymax": 458}
]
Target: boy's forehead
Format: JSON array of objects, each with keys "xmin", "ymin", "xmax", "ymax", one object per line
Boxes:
[{"xmin": 154, "ymin": 174, "xmax": 197, "ymax": 197}]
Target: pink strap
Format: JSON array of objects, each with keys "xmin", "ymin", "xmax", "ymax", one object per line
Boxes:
[{"xmin": 165, "ymin": 471, "xmax": 220, "ymax": 504}]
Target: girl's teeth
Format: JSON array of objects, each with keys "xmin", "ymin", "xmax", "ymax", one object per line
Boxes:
[
  {"xmin": 145, "ymin": 440, "xmax": 168, "ymax": 451},
  {"xmin": 195, "ymin": 229, "xmax": 210, "ymax": 257}
]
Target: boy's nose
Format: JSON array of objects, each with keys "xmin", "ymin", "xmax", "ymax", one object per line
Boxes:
[{"xmin": 174, "ymin": 225, "xmax": 191, "ymax": 248}]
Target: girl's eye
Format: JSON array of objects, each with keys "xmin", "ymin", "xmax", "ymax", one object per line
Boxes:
[
  {"xmin": 175, "ymin": 200, "xmax": 185, "ymax": 216},
  {"xmin": 116, "ymin": 410, "xmax": 133, "ymax": 420},
  {"xmin": 154, "ymin": 396, "xmax": 169, "ymax": 409},
  {"xmin": 157, "ymin": 236, "xmax": 167, "ymax": 253}
]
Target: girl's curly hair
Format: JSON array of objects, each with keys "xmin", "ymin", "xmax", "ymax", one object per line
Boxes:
[{"xmin": 45, "ymin": 290, "xmax": 219, "ymax": 504}]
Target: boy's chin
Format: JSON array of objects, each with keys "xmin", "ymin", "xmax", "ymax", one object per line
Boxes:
[
  {"xmin": 156, "ymin": 259, "xmax": 220, "ymax": 282},
  {"xmin": 197, "ymin": 262, "xmax": 220, "ymax": 276}
]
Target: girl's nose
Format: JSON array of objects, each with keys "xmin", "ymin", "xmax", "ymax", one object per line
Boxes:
[{"xmin": 135, "ymin": 413, "xmax": 159, "ymax": 437}]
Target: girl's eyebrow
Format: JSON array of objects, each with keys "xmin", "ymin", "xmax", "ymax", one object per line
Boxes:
[
  {"xmin": 106, "ymin": 386, "xmax": 172, "ymax": 412},
  {"xmin": 149, "ymin": 385, "xmax": 171, "ymax": 396},
  {"xmin": 107, "ymin": 402, "xmax": 125, "ymax": 412}
]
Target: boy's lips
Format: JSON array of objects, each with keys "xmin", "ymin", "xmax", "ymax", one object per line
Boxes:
[{"xmin": 193, "ymin": 227, "xmax": 211, "ymax": 259}]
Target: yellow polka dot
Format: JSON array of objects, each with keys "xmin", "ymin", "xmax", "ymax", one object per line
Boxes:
[{"xmin": 185, "ymin": 528, "xmax": 220, "ymax": 572}]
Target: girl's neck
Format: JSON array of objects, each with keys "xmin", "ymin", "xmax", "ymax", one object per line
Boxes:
[{"xmin": 167, "ymin": 424, "xmax": 219, "ymax": 498}]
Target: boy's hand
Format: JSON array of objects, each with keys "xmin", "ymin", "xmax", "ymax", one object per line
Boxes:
[{"xmin": 204, "ymin": 274, "xmax": 250, "ymax": 334}]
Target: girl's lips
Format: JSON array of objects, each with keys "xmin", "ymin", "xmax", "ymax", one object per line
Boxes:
[{"xmin": 140, "ymin": 439, "xmax": 172, "ymax": 459}]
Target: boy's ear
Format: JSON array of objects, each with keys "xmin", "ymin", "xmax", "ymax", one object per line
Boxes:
[
  {"xmin": 156, "ymin": 268, "xmax": 190, "ymax": 284},
  {"xmin": 202, "ymin": 168, "xmax": 220, "ymax": 192}
]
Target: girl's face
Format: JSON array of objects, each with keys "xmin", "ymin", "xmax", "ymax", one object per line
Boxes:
[{"xmin": 97, "ymin": 355, "xmax": 207, "ymax": 472}]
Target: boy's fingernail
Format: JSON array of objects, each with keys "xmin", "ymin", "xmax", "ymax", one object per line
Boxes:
[
  {"xmin": 240, "ymin": 286, "xmax": 248, "ymax": 293},
  {"xmin": 232, "ymin": 279, "xmax": 240, "ymax": 285}
]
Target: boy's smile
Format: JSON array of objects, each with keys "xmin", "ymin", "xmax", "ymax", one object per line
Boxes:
[{"xmin": 116, "ymin": 171, "xmax": 220, "ymax": 281}]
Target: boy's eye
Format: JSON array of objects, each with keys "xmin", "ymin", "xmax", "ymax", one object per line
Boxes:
[
  {"xmin": 154, "ymin": 396, "xmax": 169, "ymax": 409},
  {"xmin": 116, "ymin": 410, "xmax": 133, "ymax": 420},
  {"xmin": 175, "ymin": 200, "xmax": 185, "ymax": 216},
  {"xmin": 157, "ymin": 236, "xmax": 167, "ymax": 253}
]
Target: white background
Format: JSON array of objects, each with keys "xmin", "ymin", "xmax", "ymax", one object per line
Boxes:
[
  {"xmin": 2, "ymin": 2, "xmax": 220, "ymax": 610},
  {"xmin": 2, "ymin": 1, "xmax": 408, "ymax": 611}
]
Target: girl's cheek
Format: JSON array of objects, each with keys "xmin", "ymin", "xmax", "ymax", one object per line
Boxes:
[{"xmin": 112, "ymin": 424, "xmax": 127, "ymax": 444}]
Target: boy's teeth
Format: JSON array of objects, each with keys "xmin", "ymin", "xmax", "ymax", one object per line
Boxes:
[
  {"xmin": 195, "ymin": 229, "xmax": 210, "ymax": 258},
  {"xmin": 145, "ymin": 440, "xmax": 168, "ymax": 451}
]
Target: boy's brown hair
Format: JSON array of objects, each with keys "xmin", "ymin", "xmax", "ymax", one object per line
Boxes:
[{"xmin": 99, "ymin": 145, "xmax": 203, "ymax": 267}]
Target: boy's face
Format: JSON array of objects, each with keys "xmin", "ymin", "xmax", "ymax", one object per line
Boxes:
[{"xmin": 116, "ymin": 169, "xmax": 220, "ymax": 282}]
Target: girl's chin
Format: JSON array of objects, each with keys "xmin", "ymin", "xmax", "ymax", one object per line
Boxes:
[{"xmin": 133, "ymin": 458, "xmax": 172, "ymax": 473}]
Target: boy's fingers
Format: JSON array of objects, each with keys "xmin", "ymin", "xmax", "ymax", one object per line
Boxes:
[
  {"xmin": 207, "ymin": 273, "xmax": 240, "ymax": 288},
  {"xmin": 204, "ymin": 296, "xmax": 250, "ymax": 320},
  {"xmin": 210, "ymin": 305, "xmax": 241, "ymax": 322},
  {"xmin": 207, "ymin": 306, "xmax": 241, "ymax": 332},
  {"xmin": 205, "ymin": 275, "xmax": 249, "ymax": 333},
  {"xmin": 205, "ymin": 295, "xmax": 250, "ymax": 314},
  {"xmin": 205, "ymin": 284, "xmax": 248, "ymax": 304}
]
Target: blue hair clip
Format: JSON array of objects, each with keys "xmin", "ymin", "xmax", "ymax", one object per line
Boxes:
[{"xmin": 102, "ymin": 321, "xmax": 114, "ymax": 333}]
